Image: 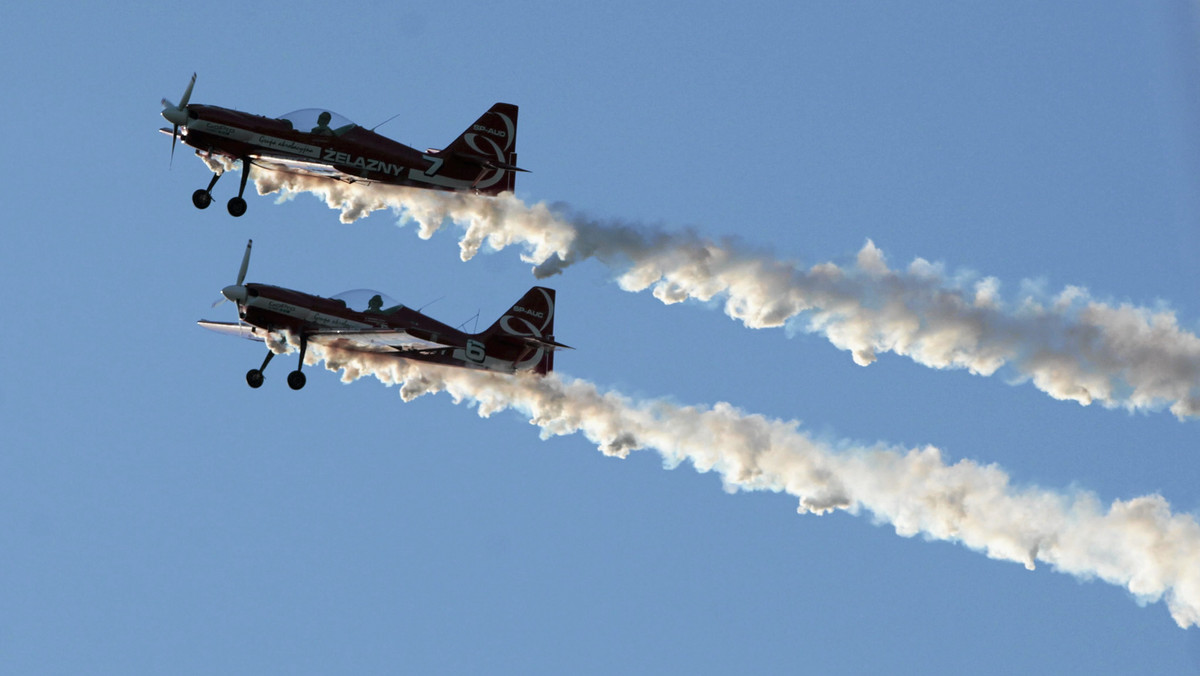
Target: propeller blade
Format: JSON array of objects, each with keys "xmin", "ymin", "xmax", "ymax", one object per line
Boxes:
[
  {"xmin": 212, "ymin": 240, "xmax": 253, "ymax": 311},
  {"xmin": 179, "ymin": 73, "xmax": 196, "ymax": 108},
  {"xmin": 236, "ymin": 239, "xmax": 253, "ymax": 286},
  {"xmin": 161, "ymin": 74, "xmax": 195, "ymax": 127},
  {"xmin": 170, "ymin": 124, "xmax": 178, "ymax": 168}
]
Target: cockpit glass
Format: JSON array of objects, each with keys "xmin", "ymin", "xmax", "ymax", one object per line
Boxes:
[
  {"xmin": 278, "ymin": 109, "xmax": 358, "ymax": 134},
  {"xmin": 332, "ymin": 289, "xmax": 405, "ymax": 313}
]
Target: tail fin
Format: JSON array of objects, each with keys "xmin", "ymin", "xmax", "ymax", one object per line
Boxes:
[
  {"xmin": 438, "ymin": 103, "xmax": 524, "ymax": 194},
  {"xmin": 477, "ymin": 286, "xmax": 570, "ymax": 375}
]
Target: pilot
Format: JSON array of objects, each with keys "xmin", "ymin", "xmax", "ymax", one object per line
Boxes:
[
  {"xmin": 311, "ymin": 111, "xmax": 335, "ymax": 135},
  {"xmin": 366, "ymin": 294, "xmax": 384, "ymax": 313}
]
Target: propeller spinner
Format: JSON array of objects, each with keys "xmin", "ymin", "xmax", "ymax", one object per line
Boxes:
[{"xmin": 161, "ymin": 72, "xmax": 196, "ymax": 166}]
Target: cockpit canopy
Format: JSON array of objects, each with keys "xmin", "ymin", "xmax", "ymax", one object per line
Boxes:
[
  {"xmin": 332, "ymin": 289, "xmax": 405, "ymax": 314},
  {"xmin": 278, "ymin": 108, "xmax": 358, "ymax": 136}
]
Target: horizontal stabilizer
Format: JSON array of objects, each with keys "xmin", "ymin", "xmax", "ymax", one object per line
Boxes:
[
  {"xmin": 513, "ymin": 335, "xmax": 573, "ymax": 351},
  {"xmin": 448, "ymin": 151, "xmax": 529, "ymax": 173}
]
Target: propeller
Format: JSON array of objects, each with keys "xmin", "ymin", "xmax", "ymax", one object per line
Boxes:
[
  {"xmin": 214, "ymin": 239, "xmax": 253, "ymax": 308},
  {"xmin": 161, "ymin": 72, "xmax": 196, "ymax": 167}
]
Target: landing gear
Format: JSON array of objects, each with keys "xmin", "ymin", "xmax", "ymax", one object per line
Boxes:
[
  {"xmin": 190, "ymin": 164, "xmax": 250, "ymax": 216},
  {"xmin": 192, "ymin": 189, "xmax": 212, "ymax": 209},
  {"xmin": 245, "ymin": 350, "xmax": 274, "ymax": 389},
  {"xmin": 288, "ymin": 335, "xmax": 308, "ymax": 390},
  {"xmin": 227, "ymin": 196, "xmax": 247, "ymax": 217},
  {"xmin": 287, "ymin": 371, "xmax": 307, "ymax": 390},
  {"xmin": 226, "ymin": 159, "xmax": 251, "ymax": 217},
  {"xmin": 240, "ymin": 335, "xmax": 307, "ymax": 390},
  {"xmin": 192, "ymin": 173, "xmax": 220, "ymax": 210}
]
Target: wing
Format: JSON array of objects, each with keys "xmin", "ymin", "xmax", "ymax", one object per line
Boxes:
[
  {"xmin": 248, "ymin": 153, "xmax": 358, "ymax": 181},
  {"xmin": 198, "ymin": 321, "xmax": 454, "ymax": 354},
  {"xmin": 306, "ymin": 328, "xmax": 454, "ymax": 353},
  {"xmin": 247, "ymin": 153, "xmax": 386, "ymax": 185},
  {"xmin": 197, "ymin": 320, "xmax": 264, "ymax": 341}
]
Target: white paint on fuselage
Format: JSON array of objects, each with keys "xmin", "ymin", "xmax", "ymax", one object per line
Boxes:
[
  {"xmin": 189, "ymin": 119, "xmax": 322, "ymax": 160},
  {"xmin": 248, "ymin": 295, "xmax": 370, "ymax": 331}
]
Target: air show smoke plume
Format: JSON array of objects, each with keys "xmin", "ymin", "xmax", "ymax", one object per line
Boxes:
[
  {"xmin": 252, "ymin": 170, "xmax": 1200, "ymax": 420},
  {"xmin": 302, "ymin": 341, "xmax": 1200, "ymax": 628}
]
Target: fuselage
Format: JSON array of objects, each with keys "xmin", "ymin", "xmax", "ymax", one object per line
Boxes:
[
  {"xmin": 227, "ymin": 281, "xmax": 554, "ymax": 374},
  {"xmin": 177, "ymin": 104, "xmax": 509, "ymax": 192},
  {"xmin": 238, "ymin": 283, "xmax": 467, "ymax": 349}
]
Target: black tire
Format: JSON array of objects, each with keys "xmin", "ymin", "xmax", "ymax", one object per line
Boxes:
[
  {"xmin": 287, "ymin": 370, "xmax": 307, "ymax": 390},
  {"xmin": 246, "ymin": 369, "xmax": 264, "ymax": 388},
  {"xmin": 192, "ymin": 189, "xmax": 212, "ymax": 209},
  {"xmin": 227, "ymin": 196, "xmax": 247, "ymax": 217}
]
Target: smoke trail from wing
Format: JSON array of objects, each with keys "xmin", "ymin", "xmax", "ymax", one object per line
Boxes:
[
  {"xmin": 301, "ymin": 340, "xmax": 1200, "ymax": 628},
  {"xmin": 252, "ymin": 171, "xmax": 1200, "ymax": 419}
]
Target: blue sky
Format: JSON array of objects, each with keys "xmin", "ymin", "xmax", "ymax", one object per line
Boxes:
[{"xmin": 3, "ymin": 1, "xmax": 1200, "ymax": 673}]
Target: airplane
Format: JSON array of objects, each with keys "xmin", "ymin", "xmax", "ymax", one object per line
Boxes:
[
  {"xmin": 199, "ymin": 240, "xmax": 570, "ymax": 390},
  {"xmin": 160, "ymin": 73, "xmax": 527, "ymax": 217}
]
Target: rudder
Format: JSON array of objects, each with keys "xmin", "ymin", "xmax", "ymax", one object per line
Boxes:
[
  {"xmin": 478, "ymin": 287, "xmax": 562, "ymax": 374},
  {"xmin": 439, "ymin": 103, "xmax": 521, "ymax": 195}
]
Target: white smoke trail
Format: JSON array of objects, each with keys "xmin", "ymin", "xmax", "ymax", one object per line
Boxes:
[
  {"xmin": 294, "ymin": 339, "xmax": 1200, "ymax": 628},
  {"xmin": 250, "ymin": 171, "xmax": 1200, "ymax": 420}
]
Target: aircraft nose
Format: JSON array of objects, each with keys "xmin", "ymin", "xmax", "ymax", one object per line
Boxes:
[
  {"xmin": 161, "ymin": 105, "xmax": 187, "ymax": 126},
  {"xmin": 221, "ymin": 285, "xmax": 247, "ymax": 304}
]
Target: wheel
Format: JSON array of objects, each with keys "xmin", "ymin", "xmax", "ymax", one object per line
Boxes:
[
  {"xmin": 246, "ymin": 369, "xmax": 264, "ymax": 388},
  {"xmin": 192, "ymin": 189, "xmax": 212, "ymax": 209},
  {"xmin": 287, "ymin": 370, "xmax": 307, "ymax": 390},
  {"xmin": 227, "ymin": 196, "xmax": 247, "ymax": 217}
]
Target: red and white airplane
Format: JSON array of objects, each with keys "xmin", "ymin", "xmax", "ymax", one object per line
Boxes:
[
  {"xmin": 199, "ymin": 241, "xmax": 569, "ymax": 390},
  {"xmin": 161, "ymin": 74, "xmax": 526, "ymax": 217}
]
